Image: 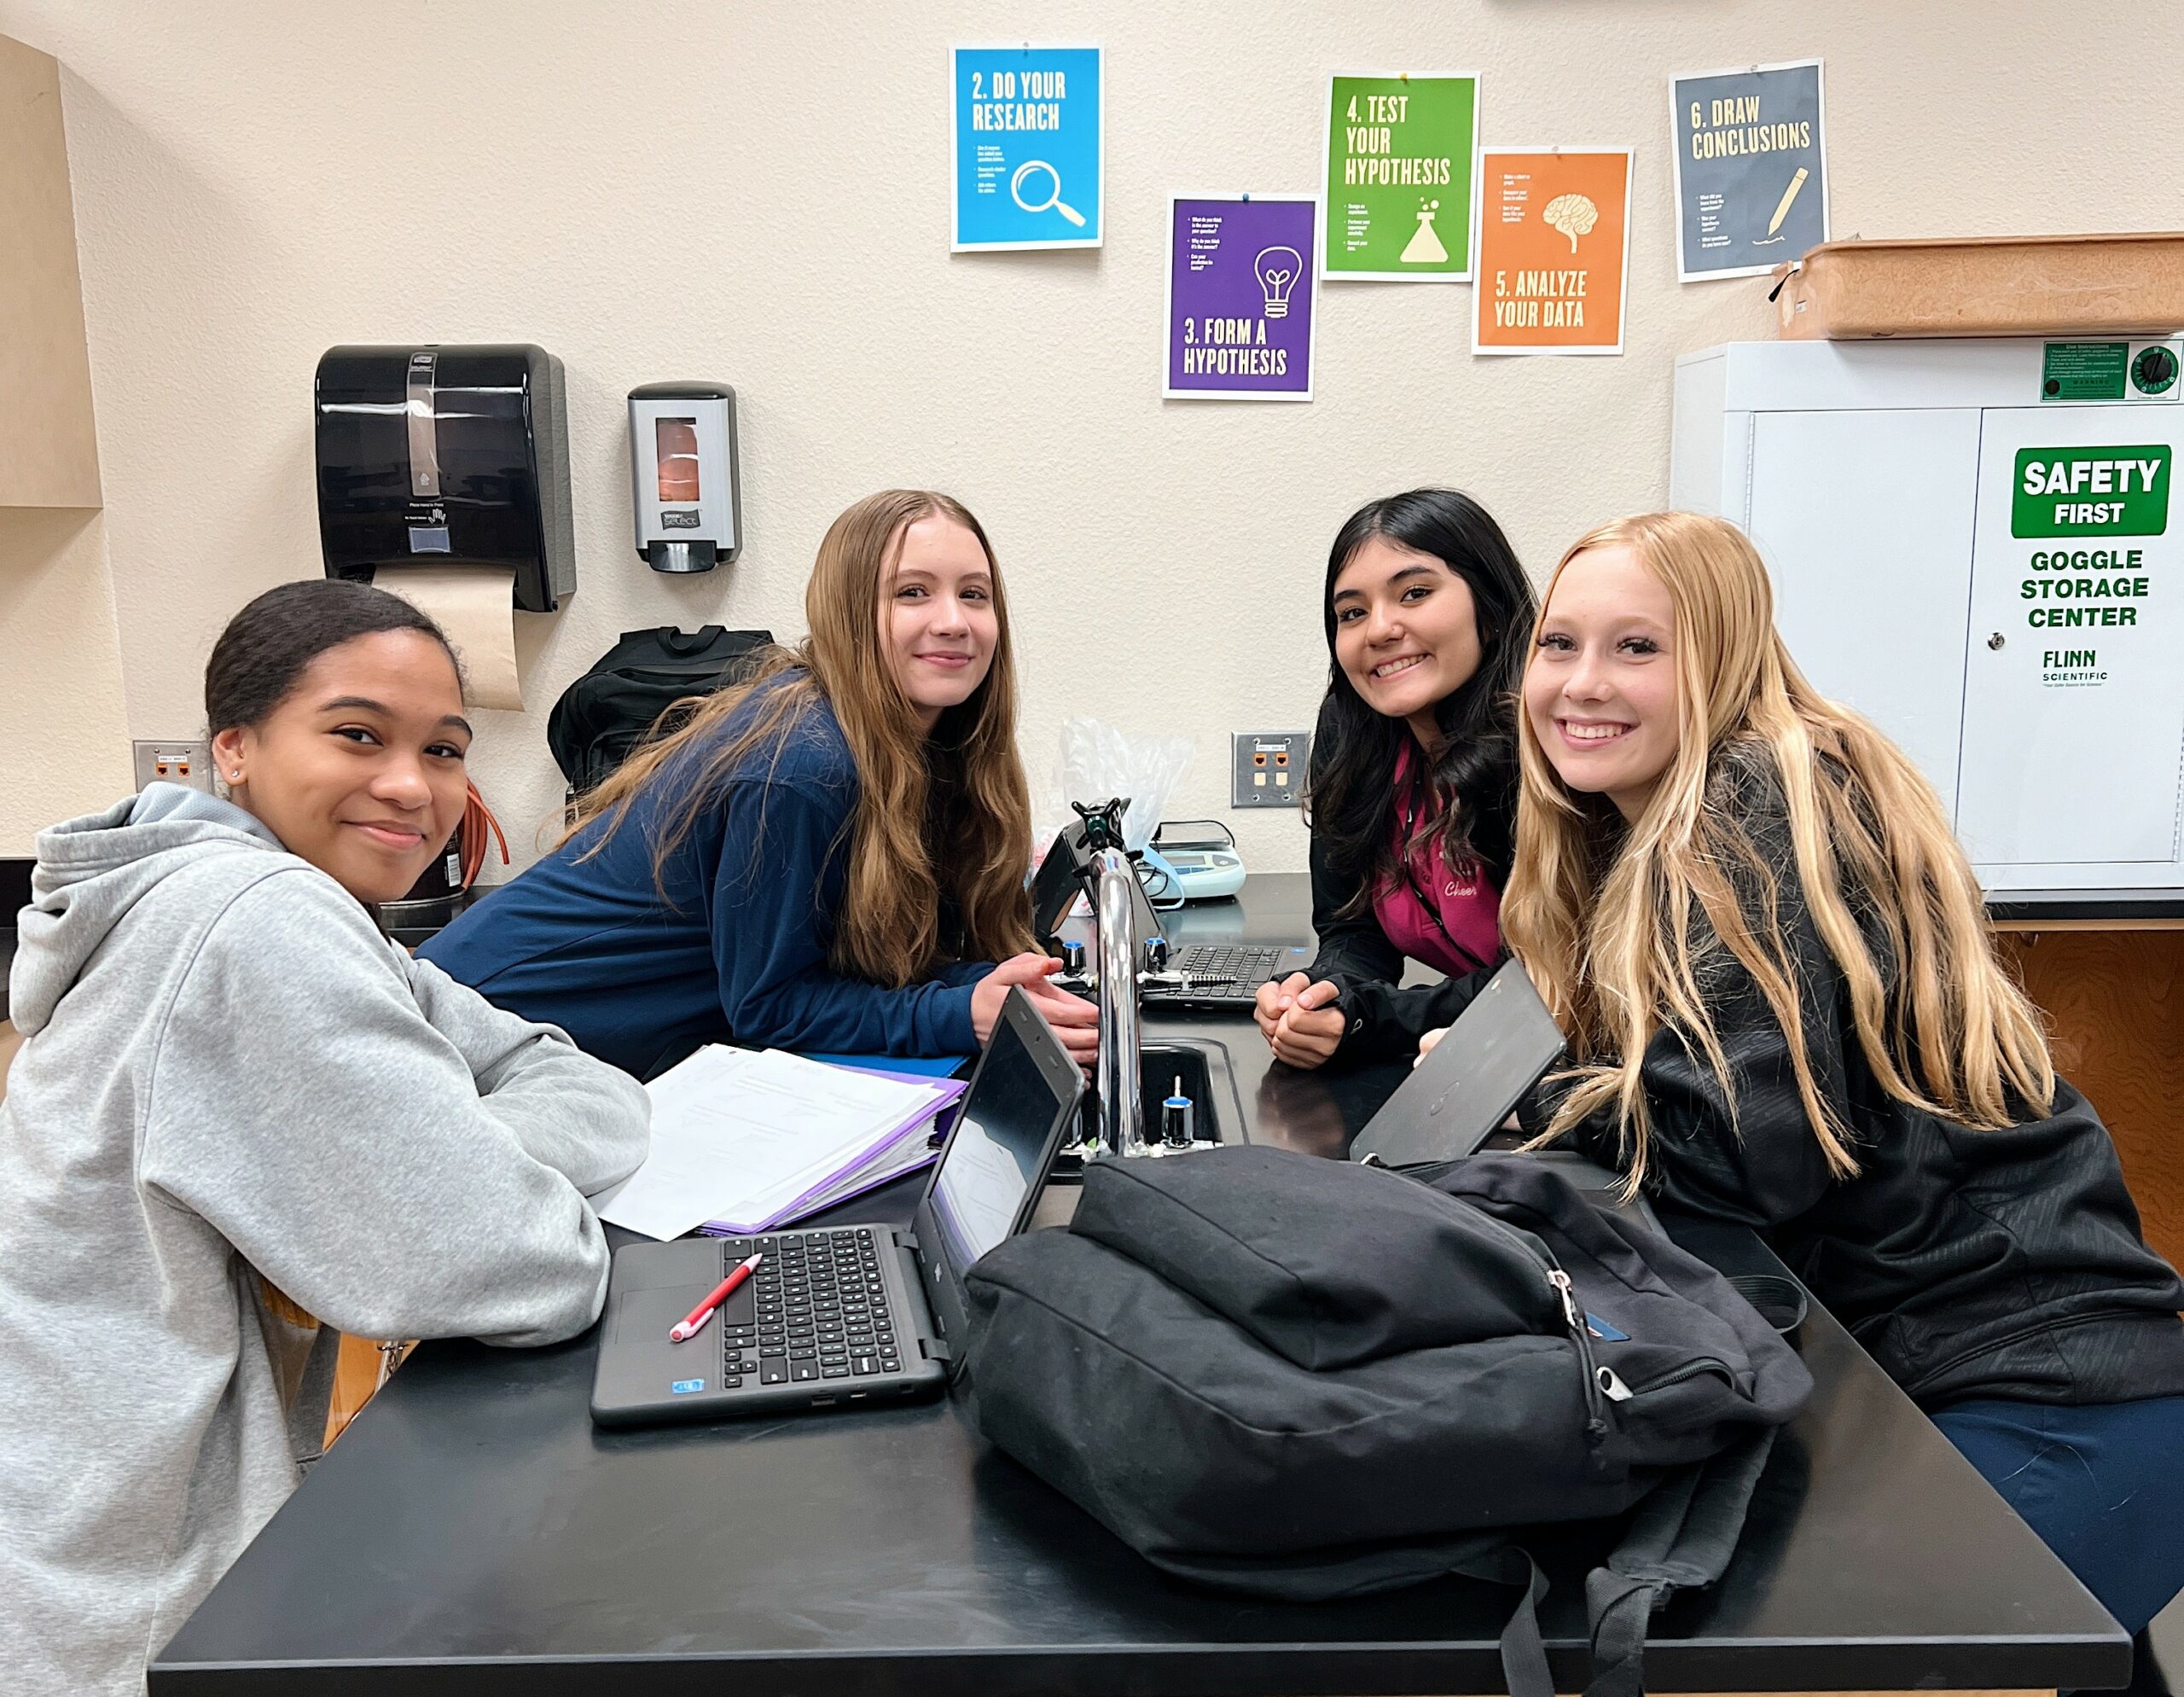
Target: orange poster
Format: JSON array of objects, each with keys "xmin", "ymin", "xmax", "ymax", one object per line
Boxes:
[{"xmin": 1472, "ymin": 148, "xmax": 1632, "ymax": 356}]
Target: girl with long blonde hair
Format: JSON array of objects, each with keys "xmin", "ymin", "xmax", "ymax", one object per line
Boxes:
[
  {"xmin": 1459, "ymin": 509, "xmax": 2184, "ymax": 1638},
  {"xmin": 423, "ymin": 490, "xmax": 1095, "ymax": 1077}
]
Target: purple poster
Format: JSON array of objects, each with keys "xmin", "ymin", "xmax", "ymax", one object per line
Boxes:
[{"xmin": 1164, "ymin": 195, "xmax": 1318, "ymax": 401}]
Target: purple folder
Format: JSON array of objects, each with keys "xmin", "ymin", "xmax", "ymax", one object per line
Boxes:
[{"xmin": 697, "ymin": 1066, "xmax": 968, "ymax": 1237}]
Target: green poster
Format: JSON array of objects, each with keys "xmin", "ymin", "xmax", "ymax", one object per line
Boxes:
[{"xmin": 1322, "ymin": 73, "xmax": 1478, "ymax": 281}]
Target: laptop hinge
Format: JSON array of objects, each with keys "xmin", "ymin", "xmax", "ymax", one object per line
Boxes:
[
  {"xmin": 922, "ymin": 1336, "xmax": 955, "ymax": 1364},
  {"xmin": 896, "ymin": 1229, "xmax": 921, "ymax": 1255}
]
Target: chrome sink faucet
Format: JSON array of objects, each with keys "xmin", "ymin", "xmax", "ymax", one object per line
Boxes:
[{"xmin": 1093, "ymin": 846, "xmax": 1148, "ymax": 1158}]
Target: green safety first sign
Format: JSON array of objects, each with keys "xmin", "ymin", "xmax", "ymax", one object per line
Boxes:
[
  {"xmin": 2012, "ymin": 445, "xmax": 2170, "ymax": 538},
  {"xmin": 2006, "ymin": 444, "xmax": 2172, "ymax": 641}
]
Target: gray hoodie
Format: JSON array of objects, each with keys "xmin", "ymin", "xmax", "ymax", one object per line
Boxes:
[{"xmin": 0, "ymin": 787, "xmax": 650, "ymax": 1696}]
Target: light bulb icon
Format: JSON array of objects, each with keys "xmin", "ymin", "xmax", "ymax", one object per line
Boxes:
[{"xmin": 1252, "ymin": 246, "xmax": 1302, "ymax": 318}]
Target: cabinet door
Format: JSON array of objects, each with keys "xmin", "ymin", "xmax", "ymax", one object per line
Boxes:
[
  {"xmin": 1958, "ymin": 409, "xmax": 2182, "ymax": 867},
  {"xmin": 1746, "ymin": 410, "xmax": 1981, "ymax": 814}
]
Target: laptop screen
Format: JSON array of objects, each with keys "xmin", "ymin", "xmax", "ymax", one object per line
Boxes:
[{"xmin": 927, "ymin": 1011, "xmax": 1070, "ymax": 1278}]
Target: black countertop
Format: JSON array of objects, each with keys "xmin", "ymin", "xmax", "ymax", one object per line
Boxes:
[{"xmin": 151, "ymin": 875, "xmax": 2129, "ymax": 1695}]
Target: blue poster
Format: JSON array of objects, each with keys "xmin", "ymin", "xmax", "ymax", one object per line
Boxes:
[
  {"xmin": 951, "ymin": 44, "xmax": 1102, "ymax": 251},
  {"xmin": 1670, "ymin": 59, "xmax": 1828, "ymax": 281}
]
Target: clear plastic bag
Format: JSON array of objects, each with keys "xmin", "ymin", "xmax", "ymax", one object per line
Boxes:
[{"xmin": 1041, "ymin": 718, "xmax": 1196, "ymax": 853}]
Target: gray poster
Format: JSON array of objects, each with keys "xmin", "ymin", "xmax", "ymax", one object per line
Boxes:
[{"xmin": 1670, "ymin": 60, "xmax": 1828, "ymax": 282}]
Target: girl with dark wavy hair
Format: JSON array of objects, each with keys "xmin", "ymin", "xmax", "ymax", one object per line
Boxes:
[
  {"xmin": 1256, "ymin": 488, "xmax": 1536, "ymax": 1068},
  {"xmin": 423, "ymin": 490, "xmax": 1095, "ymax": 1078}
]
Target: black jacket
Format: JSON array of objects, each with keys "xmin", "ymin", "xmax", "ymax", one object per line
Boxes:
[
  {"xmin": 1509, "ymin": 776, "xmax": 2184, "ymax": 1410},
  {"xmin": 1303, "ymin": 747, "xmax": 1515, "ymax": 1066}
]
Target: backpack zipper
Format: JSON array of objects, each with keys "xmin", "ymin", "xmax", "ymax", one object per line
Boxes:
[
  {"xmin": 1448, "ymin": 1197, "xmax": 1615, "ymax": 1456},
  {"xmin": 1627, "ymin": 1357, "xmax": 1734, "ymax": 1394},
  {"xmin": 1547, "ymin": 1269, "xmax": 1613, "ymax": 1450},
  {"xmin": 1461, "ymin": 1189, "xmax": 1736, "ymax": 1433}
]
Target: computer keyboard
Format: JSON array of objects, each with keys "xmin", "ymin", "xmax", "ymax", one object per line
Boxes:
[
  {"xmin": 714, "ymin": 1229, "xmax": 903, "ymax": 1389},
  {"xmin": 1173, "ymin": 944, "xmax": 1289, "ymax": 990}
]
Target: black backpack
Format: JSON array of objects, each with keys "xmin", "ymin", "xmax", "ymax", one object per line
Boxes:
[
  {"xmin": 546, "ymin": 625, "xmax": 774, "ymax": 795},
  {"xmin": 965, "ymin": 1148, "xmax": 1813, "ymax": 1697}
]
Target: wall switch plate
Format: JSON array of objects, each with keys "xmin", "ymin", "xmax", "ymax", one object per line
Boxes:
[
  {"xmin": 133, "ymin": 740, "xmax": 214, "ymax": 794},
  {"xmin": 1231, "ymin": 730, "xmax": 1310, "ymax": 808}
]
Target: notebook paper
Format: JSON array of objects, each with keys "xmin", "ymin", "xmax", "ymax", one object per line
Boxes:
[{"xmin": 595, "ymin": 1048, "xmax": 967, "ymax": 1241}]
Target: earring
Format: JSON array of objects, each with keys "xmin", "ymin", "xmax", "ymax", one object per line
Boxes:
[{"xmin": 229, "ymin": 770, "xmax": 242, "ymax": 781}]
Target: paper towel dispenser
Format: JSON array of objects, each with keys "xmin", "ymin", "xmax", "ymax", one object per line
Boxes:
[{"xmin": 315, "ymin": 344, "xmax": 576, "ymax": 613}]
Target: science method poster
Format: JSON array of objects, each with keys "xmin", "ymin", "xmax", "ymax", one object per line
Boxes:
[
  {"xmin": 951, "ymin": 44, "xmax": 1102, "ymax": 251},
  {"xmin": 1165, "ymin": 194, "xmax": 1319, "ymax": 400},
  {"xmin": 1321, "ymin": 73, "xmax": 1478, "ymax": 281},
  {"xmin": 1670, "ymin": 59, "xmax": 1827, "ymax": 281},
  {"xmin": 1472, "ymin": 148, "xmax": 1632, "ymax": 357}
]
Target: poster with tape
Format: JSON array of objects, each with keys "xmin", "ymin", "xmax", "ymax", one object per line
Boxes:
[
  {"xmin": 951, "ymin": 44, "xmax": 1102, "ymax": 251},
  {"xmin": 1321, "ymin": 72, "xmax": 1478, "ymax": 280},
  {"xmin": 1164, "ymin": 194, "xmax": 1318, "ymax": 401},
  {"xmin": 1670, "ymin": 60, "xmax": 1827, "ymax": 282},
  {"xmin": 1472, "ymin": 148, "xmax": 1631, "ymax": 356}
]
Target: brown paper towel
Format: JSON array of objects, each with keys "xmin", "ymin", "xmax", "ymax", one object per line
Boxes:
[{"xmin": 372, "ymin": 566, "xmax": 524, "ymax": 710}]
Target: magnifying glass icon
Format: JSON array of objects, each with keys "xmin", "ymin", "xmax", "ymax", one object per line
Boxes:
[{"xmin": 1010, "ymin": 160, "xmax": 1085, "ymax": 228}]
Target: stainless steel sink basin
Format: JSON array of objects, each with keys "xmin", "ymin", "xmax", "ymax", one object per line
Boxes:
[{"xmin": 1053, "ymin": 1037, "xmax": 1246, "ymax": 1179}]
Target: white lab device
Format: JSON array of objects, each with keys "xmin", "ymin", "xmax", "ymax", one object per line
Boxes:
[
  {"xmin": 1147, "ymin": 821, "xmax": 1249, "ymax": 902},
  {"xmin": 1672, "ymin": 337, "xmax": 2184, "ymax": 907},
  {"xmin": 629, "ymin": 382, "xmax": 741, "ymax": 573}
]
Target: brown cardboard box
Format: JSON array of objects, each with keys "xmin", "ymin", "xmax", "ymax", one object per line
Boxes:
[{"xmin": 1774, "ymin": 232, "xmax": 2184, "ymax": 340}]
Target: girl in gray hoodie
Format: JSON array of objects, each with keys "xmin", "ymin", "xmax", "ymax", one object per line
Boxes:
[{"xmin": 0, "ymin": 580, "xmax": 651, "ymax": 1697}]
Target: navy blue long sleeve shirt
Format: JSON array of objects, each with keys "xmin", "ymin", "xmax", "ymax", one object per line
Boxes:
[{"xmin": 421, "ymin": 689, "xmax": 989, "ymax": 1078}]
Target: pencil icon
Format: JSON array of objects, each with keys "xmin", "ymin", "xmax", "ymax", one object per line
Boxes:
[{"xmin": 1765, "ymin": 168, "xmax": 1810, "ymax": 237}]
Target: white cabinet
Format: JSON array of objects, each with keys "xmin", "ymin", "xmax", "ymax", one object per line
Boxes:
[
  {"xmin": 1672, "ymin": 339, "xmax": 2184, "ymax": 900},
  {"xmin": 1744, "ymin": 408, "xmax": 1981, "ymax": 808}
]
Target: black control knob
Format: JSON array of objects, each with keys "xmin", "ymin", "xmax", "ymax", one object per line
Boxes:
[{"xmin": 1060, "ymin": 939, "xmax": 1086, "ymax": 975}]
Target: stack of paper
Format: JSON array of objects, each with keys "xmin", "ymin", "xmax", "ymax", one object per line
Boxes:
[{"xmin": 594, "ymin": 1048, "xmax": 967, "ymax": 1241}]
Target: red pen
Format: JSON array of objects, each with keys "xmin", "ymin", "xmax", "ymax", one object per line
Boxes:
[{"xmin": 669, "ymin": 1252, "xmax": 764, "ymax": 1343}]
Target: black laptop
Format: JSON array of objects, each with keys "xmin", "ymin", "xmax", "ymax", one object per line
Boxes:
[
  {"xmin": 1348, "ymin": 960, "xmax": 1567, "ymax": 1168},
  {"xmin": 1347, "ymin": 962, "xmax": 1662, "ymax": 1225},
  {"xmin": 1145, "ymin": 941, "xmax": 1320, "ymax": 1009},
  {"xmin": 590, "ymin": 989, "xmax": 1084, "ymax": 1428}
]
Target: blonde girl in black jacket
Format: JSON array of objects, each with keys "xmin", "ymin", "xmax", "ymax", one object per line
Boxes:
[{"xmin": 1435, "ymin": 509, "xmax": 2184, "ymax": 1642}]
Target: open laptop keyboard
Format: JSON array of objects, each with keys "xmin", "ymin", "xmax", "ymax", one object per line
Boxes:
[
  {"xmin": 1172, "ymin": 944, "xmax": 1289, "ymax": 991},
  {"xmin": 714, "ymin": 1229, "xmax": 903, "ymax": 1389}
]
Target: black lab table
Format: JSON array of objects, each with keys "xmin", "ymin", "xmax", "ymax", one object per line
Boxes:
[{"xmin": 152, "ymin": 876, "xmax": 2128, "ymax": 1696}]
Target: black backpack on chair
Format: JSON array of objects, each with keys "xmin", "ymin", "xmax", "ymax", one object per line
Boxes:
[
  {"xmin": 545, "ymin": 625, "xmax": 774, "ymax": 796},
  {"xmin": 964, "ymin": 1147, "xmax": 1813, "ymax": 1697}
]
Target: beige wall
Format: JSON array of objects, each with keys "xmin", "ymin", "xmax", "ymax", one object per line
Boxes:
[
  {"xmin": 0, "ymin": 510, "xmax": 131, "ymax": 846},
  {"xmin": 3, "ymin": 0, "xmax": 2177, "ymax": 869}
]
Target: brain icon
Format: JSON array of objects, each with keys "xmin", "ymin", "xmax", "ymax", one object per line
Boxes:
[{"xmin": 1542, "ymin": 193, "xmax": 1598, "ymax": 253}]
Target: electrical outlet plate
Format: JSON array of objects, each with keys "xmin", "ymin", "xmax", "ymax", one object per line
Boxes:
[
  {"xmin": 133, "ymin": 740, "xmax": 214, "ymax": 794},
  {"xmin": 1231, "ymin": 730, "xmax": 1310, "ymax": 808}
]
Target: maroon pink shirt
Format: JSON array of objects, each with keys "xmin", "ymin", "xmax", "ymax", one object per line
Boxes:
[{"xmin": 1368, "ymin": 743, "xmax": 1502, "ymax": 979}]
